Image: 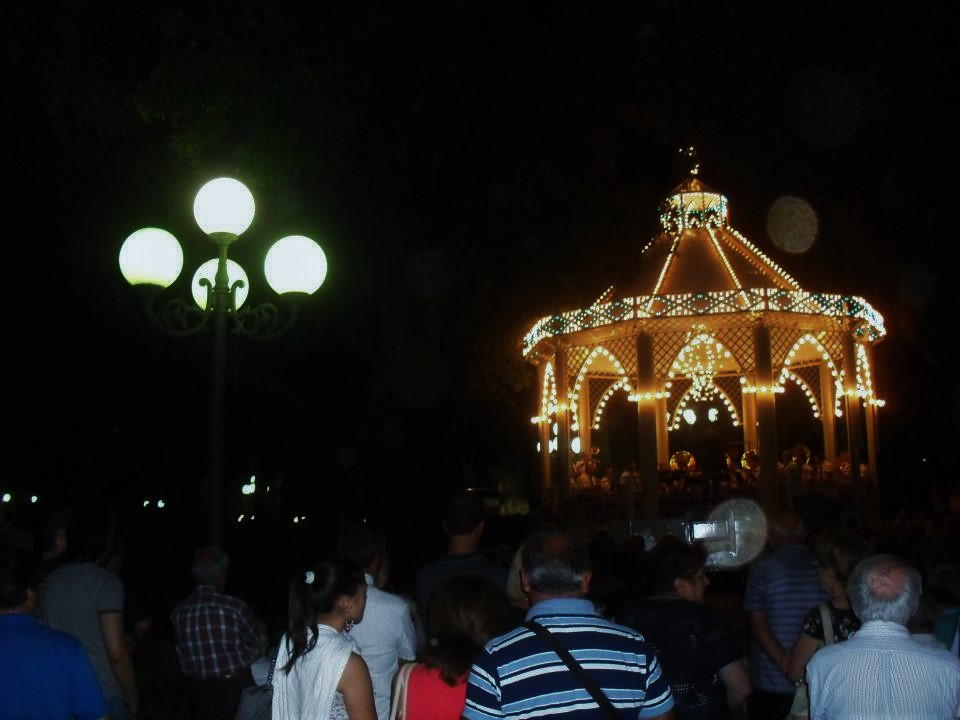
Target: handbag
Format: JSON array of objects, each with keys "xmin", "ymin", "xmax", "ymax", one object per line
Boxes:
[
  {"xmin": 786, "ymin": 605, "xmax": 834, "ymax": 720},
  {"xmin": 389, "ymin": 662, "xmax": 417, "ymax": 720},
  {"xmin": 525, "ymin": 620, "xmax": 620, "ymax": 720},
  {"xmin": 235, "ymin": 648, "xmax": 279, "ymax": 720}
]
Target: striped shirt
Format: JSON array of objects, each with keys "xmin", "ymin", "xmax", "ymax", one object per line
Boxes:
[
  {"xmin": 463, "ymin": 598, "xmax": 675, "ymax": 720},
  {"xmin": 742, "ymin": 543, "xmax": 829, "ymax": 693},
  {"xmin": 807, "ymin": 621, "xmax": 960, "ymax": 719},
  {"xmin": 170, "ymin": 585, "xmax": 265, "ymax": 679}
]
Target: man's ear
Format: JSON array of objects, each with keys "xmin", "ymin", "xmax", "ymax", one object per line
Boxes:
[
  {"xmin": 520, "ymin": 567, "xmax": 532, "ymax": 593},
  {"xmin": 580, "ymin": 569, "xmax": 593, "ymax": 595}
]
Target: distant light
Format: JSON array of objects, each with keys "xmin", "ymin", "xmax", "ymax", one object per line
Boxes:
[
  {"xmin": 237, "ymin": 514, "xmax": 245, "ymax": 522},
  {"xmin": 708, "ymin": 408, "xmax": 719, "ymax": 422},
  {"xmin": 242, "ymin": 477, "xmax": 256, "ymax": 495},
  {"xmin": 1, "ymin": 494, "xmax": 10, "ymax": 503},
  {"xmin": 293, "ymin": 516, "xmax": 300, "ymax": 524},
  {"xmin": 157, "ymin": 500, "xmax": 165, "ymax": 508},
  {"xmin": 683, "ymin": 408, "xmax": 697, "ymax": 425},
  {"xmin": 30, "ymin": 496, "xmax": 38, "ymax": 504},
  {"xmin": 143, "ymin": 500, "xmax": 150, "ymax": 507},
  {"xmin": 571, "ymin": 437, "xmax": 582, "ymax": 454}
]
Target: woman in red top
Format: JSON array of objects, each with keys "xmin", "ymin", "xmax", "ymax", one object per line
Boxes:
[{"xmin": 394, "ymin": 574, "xmax": 509, "ymax": 719}]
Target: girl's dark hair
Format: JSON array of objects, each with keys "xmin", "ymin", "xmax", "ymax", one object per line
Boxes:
[
  {"xmin": 647, "ymin": 534, "xmax": 707, "ymax": 595},
  {"xmin": 418, "ymin": 574, "xmax": 509, "ymax": 685},
  {"xmin": 282, "ymin": 558, "xmax": 366, "ymax": 674}
]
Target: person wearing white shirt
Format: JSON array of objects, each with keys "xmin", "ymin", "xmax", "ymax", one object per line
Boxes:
[
  {"xmin": 807, "ymin": 554, "xmax": 960, "ymax": 720},
  {"xmin": 337, "ymin": 523, "xmax": 417, "ymax": 720}
]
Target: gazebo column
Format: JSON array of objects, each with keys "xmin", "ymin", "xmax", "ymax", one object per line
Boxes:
[
  {"xmin": 842, "ymin": 334, "xmax": 865, "ymax": 516},
  {"xmin": 819, "ymin": 361, "xmax": 838, "ymax": 463},
  {"xmin": 754, "ymin": 324, "xmax": 780, "ymax": 516},
  {"xmin": 863, "ymin": 345, "xmax": 880, "ymax": 505},
  {"xmin": 536, "ymin": 363, "xmax": 552, "ymax": 506},
  {"xmin": 655, "ymin": 396, "xmax": 670, "ymax": 469},
  {"xmin": 741, "ymin": 379, "xmax": 759, "ymax": 452},
  {"xmin": 577, "ymin": 379, "xmax": 591, "ymax": 462},
  {"xmin": 635, "ymin": 332, "xmax": 661, "ymax": 520},
  {"xmin": 555, "ymin": 349, "xmax": 572, "ymax": 507}
]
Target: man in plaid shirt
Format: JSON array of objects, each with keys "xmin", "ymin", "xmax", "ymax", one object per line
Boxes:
[{"xmin": 171, "ymin": 545, "xmax": 267, "ymax": 720}]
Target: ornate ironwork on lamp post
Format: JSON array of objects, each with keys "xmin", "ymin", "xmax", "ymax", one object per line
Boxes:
[{"xmin": 119, "ymin": 177, "xmax": 328, "ymax": 545}]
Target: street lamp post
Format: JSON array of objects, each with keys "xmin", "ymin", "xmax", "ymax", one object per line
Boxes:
[{"xmin": 119, "ymin": 177, "xmax": 327, "ymax": 545}]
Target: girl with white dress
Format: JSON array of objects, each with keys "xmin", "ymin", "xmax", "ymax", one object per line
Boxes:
[{"xmin": 273, "ymin": 559, "xmax": 377, "ymax": 720}]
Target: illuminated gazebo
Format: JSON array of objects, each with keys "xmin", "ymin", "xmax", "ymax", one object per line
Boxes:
[{"xmin": 521, "ymin": 163, "xmax": 885, "ymax": 519}]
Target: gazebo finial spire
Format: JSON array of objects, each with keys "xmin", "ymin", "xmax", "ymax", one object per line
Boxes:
[{"xmin": 680, "ymin": 146, "xmax": 700, "ymax": 177}]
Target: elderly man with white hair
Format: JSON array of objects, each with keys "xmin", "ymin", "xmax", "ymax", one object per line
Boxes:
[{"xmin": 806, "ymin": 554, "xmax": 960, "ymax": 719}]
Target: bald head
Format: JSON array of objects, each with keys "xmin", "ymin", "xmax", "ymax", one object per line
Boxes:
[{"xmin": 848, "ymin": 554, "xmax": 921, "ymax": 625}]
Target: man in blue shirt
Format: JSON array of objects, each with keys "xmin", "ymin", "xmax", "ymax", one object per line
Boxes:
[
  {"xmin": 742, "ymin": 509, "xmax": 829, "ymax": 719},
  {"xmin": 463, "ymin": 527, "xmax": 675, "ymax": 720},
  {"xmin": 0, "ymin": 546, "xmax": 108, "ymax": 720}
]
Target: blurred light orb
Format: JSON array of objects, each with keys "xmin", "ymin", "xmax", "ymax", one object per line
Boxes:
[
  {"xmin": 193, "ymin": 177, "xmax": 255, "ymax": 236},
  {"xmin": 119, "ymin": 228, "xmax": 184, "ymax": 287},
  {"xmin": 265, "ymin": 235, "xmax": 328, "ymax": 295},
  {"xmin": 191, "ymin": 259, "xmax": 250, "ymax": 310},
  {"xmin": 767, "ymin": 196, "xmax": 818, "ymax": 254}
]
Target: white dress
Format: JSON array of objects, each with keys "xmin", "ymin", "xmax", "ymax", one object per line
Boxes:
[{"xmin": 272, "ymin": 624, "xmax": 358, "ymax": 720}]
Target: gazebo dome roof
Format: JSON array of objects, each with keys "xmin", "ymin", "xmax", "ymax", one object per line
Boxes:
[
  {"xmin": 521, "ymin": 166, "xmax": 885, "ymax": 361},
  {"xmin": 616, "ymin": 175, "xmax": 799, "ymax": 299}
]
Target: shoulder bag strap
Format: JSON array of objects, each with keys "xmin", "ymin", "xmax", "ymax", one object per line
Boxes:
[
  {"xmin": 818, "ymin": 604, "xmax": 835, "ymax": 646},
  {"xmin": 389, "ymin": 661, "xmax": 416, "ymax": 720},
  {"xmin": 266, "ymin": 644, "xmax": 280, "ymax": 687},
  {"xmin": 525, "ymin": 620, "xmax": 620, "ymax": 720}
]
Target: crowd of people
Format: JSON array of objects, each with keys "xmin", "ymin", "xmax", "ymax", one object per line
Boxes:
[
  {"xmin": 565, "ymin": 443, "xmax": 876, "ymax": 528},
  {"xmin": 2, "ymin": 487, "xmax": 960, "ymax": 720}
]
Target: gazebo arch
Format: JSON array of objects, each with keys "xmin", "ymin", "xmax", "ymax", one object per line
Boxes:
[{"xmin": 523, "ymin": 164, "xmax": 885, "ymax": 519}]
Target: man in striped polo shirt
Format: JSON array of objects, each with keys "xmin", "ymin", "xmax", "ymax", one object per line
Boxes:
[
  {"xmin": 742, "ymin": 509, "xmax": 828, "ymax": 719},
  {"xmin": 462, "ymin": 528, "xmax": 675, "ymax": 720}
]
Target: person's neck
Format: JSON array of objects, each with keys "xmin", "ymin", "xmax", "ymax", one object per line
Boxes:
[
  {"xmin": 447, "ymin": 534, "xmax": 479, "ymax": 554},
  {"xmin": 316, "ymin": 612, "xmax": 349, "ymax": 632},
  {"xmin": 529, "ymin": 591, "xmax": 584, "ymax": 606},
  {"xmin": 831, "ymin": 592, "xmax": 850, "ymax": 610}
]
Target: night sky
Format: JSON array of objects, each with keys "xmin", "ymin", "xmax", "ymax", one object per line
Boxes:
[{"xmin": 4, "ymin": 3, "xmax": 957, "ymax": 543}]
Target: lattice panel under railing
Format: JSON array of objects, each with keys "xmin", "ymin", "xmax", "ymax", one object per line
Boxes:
[
  {"xmin": 716, "ymin": 324, "xmax": 757, "ymax": 374},
  {"xmin": 562, "ymin": 346, "xmax": 593, "ymax": 391},
  {"xmin": 715, "ymin": 374, "xmax": 746, "ymax": 421},
  {"xmin": 588, "ymin": 377, "xmax": 618, "ymax": 425},
  {"xmin": 769, "ymin": 326, "xmax": 798, "ymax": 368},
  {"xmin": 666, "ymin": 378, "xmax": 693, "ymax": 419},
  {"xmin": 783, "ymin": 364, "xmax": 823, "ymax": 415},
  {"xmin": 604, "ymin": 335, "xmax": 640, "ymax": 377}
]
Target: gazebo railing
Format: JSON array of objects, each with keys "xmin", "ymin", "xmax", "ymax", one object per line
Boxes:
[{"xmin": 522, "ymin": 288, "xmax": 885, "ymax": 356}]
